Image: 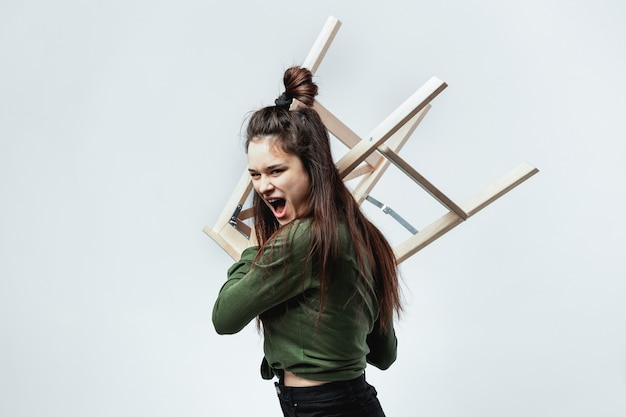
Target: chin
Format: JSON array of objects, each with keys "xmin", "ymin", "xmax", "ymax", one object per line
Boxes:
[{"xmin": 276, "ymin": 215, "xmax": 296, "ymax": 226}]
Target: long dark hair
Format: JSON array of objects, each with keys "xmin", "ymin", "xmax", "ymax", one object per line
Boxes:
[{"xmin": 246, "ymin": 66, "xmax": 401, "ymax": 332}]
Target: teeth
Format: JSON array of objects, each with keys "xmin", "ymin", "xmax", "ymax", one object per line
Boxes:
[{"xmin": 267, "ymin": 198, "xmax": 284, "ymax": 211}]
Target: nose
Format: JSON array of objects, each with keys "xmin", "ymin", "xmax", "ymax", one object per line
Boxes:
[{"xmin": 257, "ymin": 175, "xmax": 274, "ymax": 195}]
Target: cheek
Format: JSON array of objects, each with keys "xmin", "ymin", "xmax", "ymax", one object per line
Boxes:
[{"xmin": 297, "ymin": 180, "xmax": 312, "ymax": 201}]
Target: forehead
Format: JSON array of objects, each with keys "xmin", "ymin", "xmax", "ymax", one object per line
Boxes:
[{"xmin": 247, "ymin": 139, "xmax": 296, "ymax": 169}]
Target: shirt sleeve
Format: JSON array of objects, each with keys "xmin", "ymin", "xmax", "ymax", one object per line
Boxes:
[
  {"xmin": 365, "ymin": 318, "xmax": 398, "ymax": 370},
  {"xmin": 212, "ymin": 221, "xmax": 316, "ymax": 335}
]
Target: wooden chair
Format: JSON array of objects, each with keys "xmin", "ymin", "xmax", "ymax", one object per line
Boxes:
[{"xmin": 203, "ymin": 16, "xmax": 538, "ymax": 263}]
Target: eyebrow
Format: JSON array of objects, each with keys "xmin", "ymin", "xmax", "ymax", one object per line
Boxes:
[{"xmin": 248, "ymin": 164, "xmax": 284, "ymax": 173}]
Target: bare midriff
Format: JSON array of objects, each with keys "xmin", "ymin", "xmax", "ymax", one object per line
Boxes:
[{"xmin": 283, "ymin": 370, "xmax": 330, "ymax": 387}]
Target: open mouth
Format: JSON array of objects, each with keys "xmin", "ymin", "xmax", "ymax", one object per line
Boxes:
[{"xmin": 268, "ymin": 198, "xmax": 286, "ymax": 216}]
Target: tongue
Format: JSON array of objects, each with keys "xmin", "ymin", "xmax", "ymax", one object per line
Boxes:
[{"xmin": 275, "ymin": 201, "xmax": 286, "ymax": 216}]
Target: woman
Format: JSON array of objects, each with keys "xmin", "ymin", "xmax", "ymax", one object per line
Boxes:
[{"xmin": 212, "ymin": 66, "xmax": 402, "ymax": 417}]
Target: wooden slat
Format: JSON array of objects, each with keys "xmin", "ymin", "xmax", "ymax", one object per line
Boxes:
[
  {"xmin": 232, "ymin": 218, "xmax": 251, "ymax": 237},
  {"xmin": 393, "ymin": 211, "xmax": 463, "ymax": 263},
  {"xmin": 351, "ymin": 105, "xmax": 431, "ymax": 205},
  {"xmin": 212, "ymin": 171, "xmax": 253, "ymax": 230},
  {"xmin": 336, "ymin": 77, "xmax": 447, "ymax": 177},
  {"xmin": 377, "ymin": 144, "xmax": 467, "ymax": 219},
  {"xmin": 203, "ymin": 225, "xmax": 242, "ymax": 260},
  {"xmin": 342, "ymin": 163, "xmax": 375, "ymax": 182},
  {"xmin": 239, "ymin": 207, "xmax": 255, "ymax": 220},
  {"xmin": 393, "ymin": 162, "xmax": 539, "ymax": 263},
  {"xmin": 302, "ymin": 16, "xmax": 342, "ymax": 75},
  {"xmin": 219, "ymin": 224, "xmax": 253, "ymax": 254},
  {"xmin": 313, "ymin": 101, "xmax": 381, "ymax": 168},
  {"xmin": 463, "ymin": 162, "xmax": 539, "ymax": 217}
]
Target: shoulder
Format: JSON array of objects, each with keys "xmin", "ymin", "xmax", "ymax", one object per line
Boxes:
[
  {"xmin": 259, "ymin": 218, "xmax": 315, "ymax": 261},
  {"xmin": 271, "ymin": 218, "xmax": 314, "ymax": 245},
  {"xmin": 281, "ymin": 218, "xmax": 313, "ymax": 237}
]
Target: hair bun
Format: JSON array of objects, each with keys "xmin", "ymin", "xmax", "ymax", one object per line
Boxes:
[{"xmin": 281, "ymin": 66, "xmax": 318, "ymax": 107}]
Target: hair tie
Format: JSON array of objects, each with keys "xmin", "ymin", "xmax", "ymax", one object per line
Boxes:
[{"xmin": 274, "ymin": 92, "xmax": 293, "ymax": 109}]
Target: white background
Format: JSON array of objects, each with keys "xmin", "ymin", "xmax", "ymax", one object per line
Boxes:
[{"xmin": 1, "ymin": 1, "xmax": 625, "ymax": 416}]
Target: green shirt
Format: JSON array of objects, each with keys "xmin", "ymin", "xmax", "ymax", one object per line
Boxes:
[{"xmin": 212, "ymin": 219, "xmax": 397, "ymax": 381}]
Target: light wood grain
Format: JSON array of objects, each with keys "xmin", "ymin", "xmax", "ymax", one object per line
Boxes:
[
  {"xmin": 351, "ymin": 105, "xmax": 431, "ymax": 205},
  {"xmin": 336, "ymin": 77, "xmax": 447, "ymax": 177},
  {"xmin": 313, "ymin": 101, "xmax": 381, "ymax": 168},
  {"xmin": 377, "ymin": 144, "xmax": 467, "ymax": 219},
  {"xmin": 302, "ymin": 16, "xmax": 342, "ymax": 75},
  {"xmin": 394, "ymin": 163, "xmax": 539, "ymax": 263}
]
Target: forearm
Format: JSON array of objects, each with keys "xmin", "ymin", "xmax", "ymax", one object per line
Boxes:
[{"xmin": 212, "ymin": 247, "xmax": 259, "ymax": 334}]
